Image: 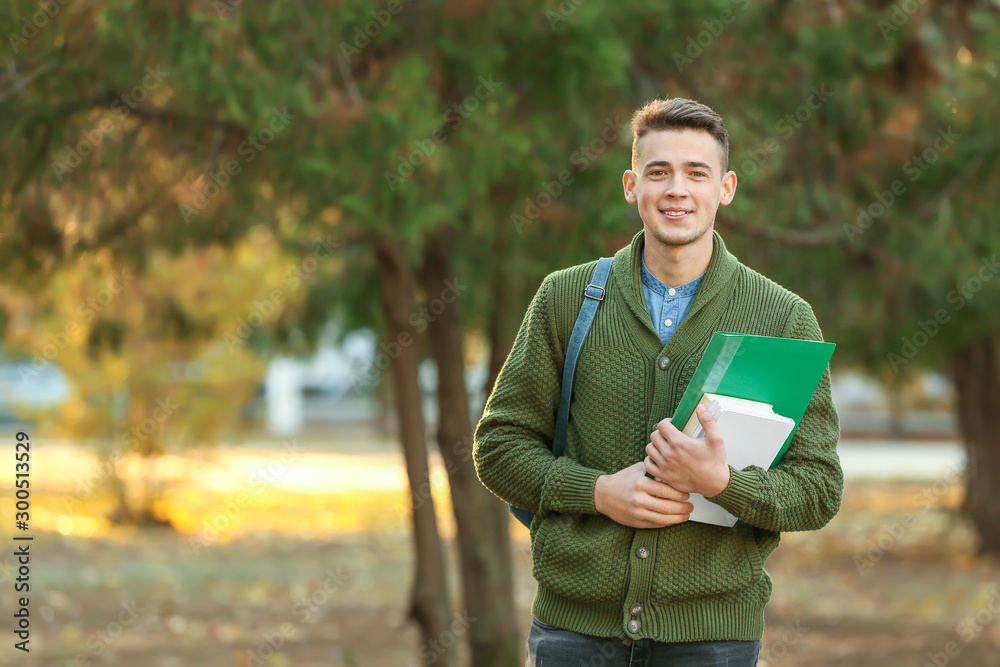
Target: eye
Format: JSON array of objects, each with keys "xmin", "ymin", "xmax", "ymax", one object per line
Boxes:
[{"xmin": 691, "ymin": 171, "xmax": 707, "ymax": 177}]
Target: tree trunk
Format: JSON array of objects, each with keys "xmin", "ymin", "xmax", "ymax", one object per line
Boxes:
[
  {"xmin": 374, "ymin": 234, "xmax": 455, "ymax": 667},
  {"xmin": 107, "ymin": 392, "xmax": 172, "ymax": 527},
  {"xmin": 374, "ymin": 353, "xmax": 396, "ymax": 438},
  {"xmin": 107, "ymin": 465, "xmax": 166, "ymax": 526},
  {"xmin": 484, "ymin": 256, "xmax": 515, "ymax": 400},
  {"xmin": 881, "ymin": 362, "xmax": 906, "ymax": 436},
  {"xmin": 951, "ymin": 333, "xmax": 1000, "ymax": 559},
  {"xmin": 107, "ymin": 467, "xmax": 171, "ymax": 526},
  {"xmin": 420, "ymin": 228, "xmax": 520, "ymax": 667}
]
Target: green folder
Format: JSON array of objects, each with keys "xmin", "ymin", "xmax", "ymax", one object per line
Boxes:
[{"xmin": 658, "ymin": 331, "xmax": 835, "ymax": 471}]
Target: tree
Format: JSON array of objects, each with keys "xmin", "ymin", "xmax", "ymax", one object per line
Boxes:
[{"xmin": 0, "ymin": 236, "xmax": 303, "ymax": 523}]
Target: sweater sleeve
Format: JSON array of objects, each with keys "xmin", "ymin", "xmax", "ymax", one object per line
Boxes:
[
  {"xmin": 473, "ymin": 274, "xmax": 605, "ymax": 516},
  {"xmin": 704, "ymin": 300, "xmax": 844, "ymax": 532}
]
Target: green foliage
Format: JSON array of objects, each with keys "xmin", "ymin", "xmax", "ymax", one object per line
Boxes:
[{"xmin": 2, "ymin": 0, "xmax": 999, "ymax": 459}]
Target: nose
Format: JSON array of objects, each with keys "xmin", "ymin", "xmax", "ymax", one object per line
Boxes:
[{"xmin": 662, "ymin": 173, "xmax": 689, "ymax": 197}]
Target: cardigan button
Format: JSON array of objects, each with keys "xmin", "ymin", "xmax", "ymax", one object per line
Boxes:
[
  {"xmin": 629, "ymin": 603, "xmax": 644, "ymax": 617},
  {"xmin": 657, "ymin": 356, "xmax": 670, "ymax": 371},
  {"xmin": 635, "ymin": 546, "xmax": 649, "ymax": 559},
  {"xmin": 627, "ymin": 619, "xmax": 641, "ymax": 634}
]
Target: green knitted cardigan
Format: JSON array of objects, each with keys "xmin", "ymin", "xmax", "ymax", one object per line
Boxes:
[{"xmin": 473, "ymin": 228, "xmax": 842, "ymax": 645}]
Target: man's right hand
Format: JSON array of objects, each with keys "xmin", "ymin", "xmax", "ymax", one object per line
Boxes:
[{"xmin": 594, "ymin": 461, "xmax": 693, "ymax": 529}]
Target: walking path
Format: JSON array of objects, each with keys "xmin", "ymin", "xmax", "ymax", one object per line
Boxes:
[{"xmin": 25, "ymin": 438, "xmax": 966, "ymax": 497}]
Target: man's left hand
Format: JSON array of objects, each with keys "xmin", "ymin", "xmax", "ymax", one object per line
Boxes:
[{"xmin": 644, "ymin": 405, "xmax": 731, "ymax": 498}]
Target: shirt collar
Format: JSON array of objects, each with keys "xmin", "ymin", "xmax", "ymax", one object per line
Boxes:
[
  {"xmin": 640, "ymin": 249, "xmax": 706, "ymax": 297},
  {"xmin": 611, "ymin": 228, "xmax": 740, "ymax": 345}
]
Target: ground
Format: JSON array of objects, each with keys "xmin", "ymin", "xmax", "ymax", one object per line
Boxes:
[{"xmin": 0, "ymin": 433, "xmax": 998, "ymax": 666}]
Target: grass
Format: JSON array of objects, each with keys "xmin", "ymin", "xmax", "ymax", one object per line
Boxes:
[{"xmin": 0, "ymin": 437, "xmax": 997, "ymax": 666}]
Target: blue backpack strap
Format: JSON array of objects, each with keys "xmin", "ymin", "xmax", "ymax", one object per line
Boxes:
[
  {"xmin": 552, "ymin": 256, "xmax": 613, "ymax": 457},
  {"xmin": 509, "ymin": 256, "xmax": 613, "ymax": 529}
]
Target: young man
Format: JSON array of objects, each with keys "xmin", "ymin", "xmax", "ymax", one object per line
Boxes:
[{"xmin": 473, "ymin": 98, "xmax": 842, "ymax": 666}]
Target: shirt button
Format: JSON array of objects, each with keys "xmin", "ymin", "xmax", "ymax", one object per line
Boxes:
[
  {"xmin": 635, "ymin": 546, "xmax": 650, "ymax": 559},
  {"xmin": 657, "ymin": 357, "xmax": 670, "ymax": 371},
  {"xmin": 628, "ymin": 619, "xmax": 641, "ymax": 634},
  {"xmin": 630, "ymin": 603, "xmax": 644, "ymax": 617},
  {"xmin": 664, "ymin": 319, "xmax": 672, "ymax": 327},
  {"xmin": 668, "ymin": 288, "xmax": 676, "ymax": 296}
]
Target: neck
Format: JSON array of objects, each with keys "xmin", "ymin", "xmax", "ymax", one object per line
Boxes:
[{"xmin": 642, "ymin": 229, "xmax": 714, "ymax": 287}]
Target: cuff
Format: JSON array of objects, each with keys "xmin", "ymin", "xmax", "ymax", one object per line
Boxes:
[
  {"xmin": 705, "ymin": 465, "xmax": 761, "ymax": 518},
  {"xmin": 540, "ymin": 458, "xmax": 604, "ymax": 515}
]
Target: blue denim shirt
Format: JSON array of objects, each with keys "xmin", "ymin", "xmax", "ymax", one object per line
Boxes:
[{"xmin": 640, "ymin": 252, "xmax": 705, "ymax": 347}]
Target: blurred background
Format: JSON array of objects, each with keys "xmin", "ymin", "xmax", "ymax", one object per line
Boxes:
[{"xmin": 1, "ymin": 0, "xmax": 999, "ymax": 665}]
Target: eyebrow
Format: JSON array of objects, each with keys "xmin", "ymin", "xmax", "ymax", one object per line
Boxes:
[{"xmin": 643, "ymin": 160, "xmax": 714, "ymax": 174}]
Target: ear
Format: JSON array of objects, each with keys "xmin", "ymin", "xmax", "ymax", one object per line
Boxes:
[
  {"xmin": 718, "ymin": 170, "xmax": 738, "ymax": 206},
  {"xmin": 623, "ymin": 170, "xmax": 638, "ymax": 205}
]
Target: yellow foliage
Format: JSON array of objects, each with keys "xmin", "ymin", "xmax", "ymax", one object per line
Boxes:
[{"xmin": 4, "ymin": 236, "xmax": 316, "ymax": 519}]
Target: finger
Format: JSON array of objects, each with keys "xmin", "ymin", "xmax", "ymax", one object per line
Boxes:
[
  {"xmin": 636, "ymin": 514, "xmax": 686, "ymax": 529},
  {"xmin": 696, "ymin": 405, "xmax": 723, "ymax": 444},
  {"xmin": 636, "ymin": 503, "xmax": 691, "ymax": 528},
  {"xmin": 634, "ymin": 504, "xmax": 689, "ymax": 528},
  {"xmin": 659, "ymin": 512, "xmax": 690, "ymax": 526},
  {"xmin": 655, "ymin": 418, "xmax": 681, "ymax": 440},
  {"xmin": 656, "ymin": 498, "xmax": 694, "ymax": 516},
  {"xmin": 649, "ymin": 431, "xmax": 678, "ymax": 465},
  {"xmin": 643, "ymin": 455, "xmax": 663, "ymax": 480},
  {"xmin": 641, "ymin": 458, "xmax": 669, "ymax": 486},
  {"xmin": 643, "ymin": 456, "xmax": 673, "ymax": 485},
  {"xmin": 649, "ymin": 428, "xmax": 669, "ymax": 454},
  {"xmin": 641, "ymin": 477, "xmax": 690, "ymax": 501},
  {"xmin": 645, "ymin": 441, "xmax": 667, "ymax": 469}
]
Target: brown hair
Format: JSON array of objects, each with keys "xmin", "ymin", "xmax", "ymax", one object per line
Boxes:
[{"xmin": 630, "ymin": 98, "xmax": 729, "ymax": 175}]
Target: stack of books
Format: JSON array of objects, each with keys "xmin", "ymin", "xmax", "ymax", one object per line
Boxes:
[
  {"xmin": 649, "ymin": 331, "xmax": 836, "ymax": 527},
  {"xmin": 679, "ymin": 393, "xmax": 796, "ymax": 527}
]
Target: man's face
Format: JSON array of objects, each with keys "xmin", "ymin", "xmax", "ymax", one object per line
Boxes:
[{"xmin": 622, "ymin": 128, "xmax": 737, "ymax": 249}]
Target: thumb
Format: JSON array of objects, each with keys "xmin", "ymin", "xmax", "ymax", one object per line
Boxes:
[{"xmin": 696, "ymin": 405, "xmax": 724, "ymax": 449}]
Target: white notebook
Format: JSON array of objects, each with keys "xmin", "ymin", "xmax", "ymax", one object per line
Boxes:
[{"xmin": 676, "ymin": 393, "xmax": 795, "ymax": 527}]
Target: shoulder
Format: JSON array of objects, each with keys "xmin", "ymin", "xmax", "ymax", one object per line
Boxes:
[
  {"xmin": 544, "ymin": 258, "xmax": 603, "ymax": 290},
  {"xmin": 734, "ymin": 261, "xmax": 807, "ymax": 306},
  {"xmin": 536, "ymin": 257, "xmax": 612, "ymax": 311},
  {"xmin": 730, "ymin": 260, "xmax": 817, "ymax": 332},
  {"xmin": 531, "ymin": 257, "xmax": 609, "ymax": 346}
]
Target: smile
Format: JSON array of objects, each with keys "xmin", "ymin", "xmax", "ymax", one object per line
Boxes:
[{"xmin": 660, "ymin": 209, "xmax": 692, "ymax": 219}]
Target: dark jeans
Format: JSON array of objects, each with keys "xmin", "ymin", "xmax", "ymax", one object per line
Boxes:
[{"xmin": 526, "ymin": 618, "xmax": 761, "ymax": 667}]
